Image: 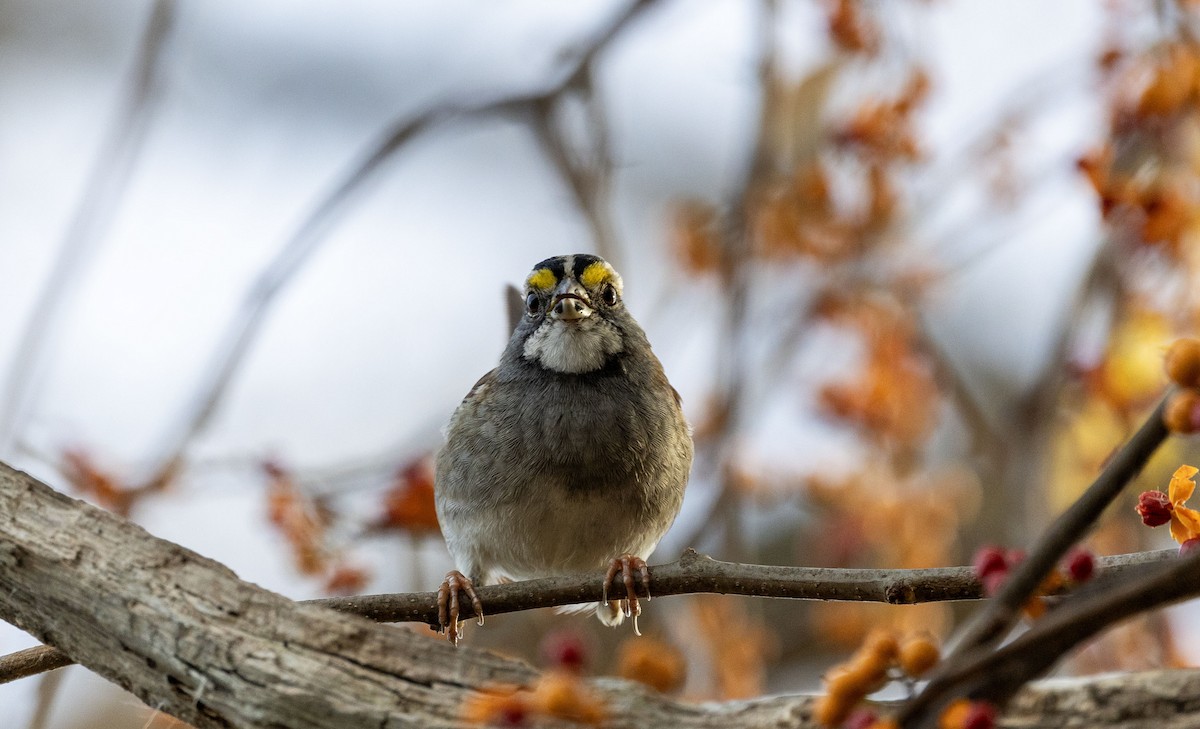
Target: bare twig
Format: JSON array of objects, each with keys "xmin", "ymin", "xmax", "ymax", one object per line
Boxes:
[
  {"xmin": 530, "ymin": 83, "xmax": 620, "ymax": 264},
  {"xmin": 901, "ymin": 390, "xmax": 1173, "ymax": 725},
  {"xmin": 0, "ymin": 0, "xmax": 177, "ymax": 455},
  {"xmin": 137, "ymin": 103, "xmax": 464, "ymax": 485},
  {"xmin": 679, "ymin": 0, "xmax": 782, "ymax": 559},
  {"xmin": 0, "ymin": 646, "xmax": 73, "ymax": 687},
  {"xmin": 935, "ymin": 547, "xmax": 1200, "ymax": 708},
  {"xmin": 2, "ymin": 548, "xmax": 1174, "ymax": 686},
  {"xmin": 26, "ymin": 669, "xmax": 64, "ymax": 729}
]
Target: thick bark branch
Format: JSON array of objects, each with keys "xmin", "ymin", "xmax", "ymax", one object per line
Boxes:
[
  {"xmin": 0, "ymin": 462, "xmax": 536, "ymax": 728},
  {"xmin": 4, "ymin": 461, "xmax": 1200, "ymax": 728}
]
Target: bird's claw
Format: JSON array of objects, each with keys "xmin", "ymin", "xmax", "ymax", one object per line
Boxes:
[
  {"xmin": 437, "ymin": 570, "xmax": 484, "ymax": 645},
  {"xmin": 603, "ymin": 555, "xmax": 651, "ymax": 628}
]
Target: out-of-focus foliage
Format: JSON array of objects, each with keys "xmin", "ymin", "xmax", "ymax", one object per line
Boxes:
[{"xmin": 11, "ymin": 0, "xmax": 1200, "ymax": 725}]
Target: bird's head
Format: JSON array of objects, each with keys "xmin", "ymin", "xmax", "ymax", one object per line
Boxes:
[{"xmin": 512, "ymin": 253, "xmax": 635, "ymax": 374}]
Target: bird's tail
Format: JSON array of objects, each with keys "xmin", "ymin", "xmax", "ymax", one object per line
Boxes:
[{"xmin": 553, "ymin": 600, "xmax": 627, "ymax": 626}]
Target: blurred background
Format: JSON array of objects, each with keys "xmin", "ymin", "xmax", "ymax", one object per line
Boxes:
[{"xmin": 3, "ymin": 0, "xmax": 1200, "ymax": 725}]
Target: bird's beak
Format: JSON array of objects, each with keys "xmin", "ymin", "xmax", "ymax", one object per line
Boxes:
[{"xmin": 550, "ymin": 281, "xmax": 593, "ymax": 322}]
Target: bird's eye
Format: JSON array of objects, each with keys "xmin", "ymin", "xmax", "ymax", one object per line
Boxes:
[
  {"xmin": 525, "ymin": 292, "xmax": 542, "ymax": 315},
  {"xmin": 600, "ymin": 284, "xmax": 619, "ymax": 306}
]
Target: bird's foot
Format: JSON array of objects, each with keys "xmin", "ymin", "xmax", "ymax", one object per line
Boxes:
[
  {"xmin": 437, "ymin": 570, "xmax": 484, "ymax": 645},
  {"xmin": 602, "ymin": 555, "xmax": 651, "ymax": 633}
]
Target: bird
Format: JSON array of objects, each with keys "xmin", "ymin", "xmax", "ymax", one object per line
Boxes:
[{"xmin": 433, "ymin": 253, "xmax": 693, "ymax": 644}]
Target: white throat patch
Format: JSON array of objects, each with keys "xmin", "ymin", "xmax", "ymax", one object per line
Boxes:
[{"xmin": 523, "ymin": 318, "xmax": 623, "ymax": 373}]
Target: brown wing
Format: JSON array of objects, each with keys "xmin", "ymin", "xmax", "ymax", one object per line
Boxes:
[{"xmin": 464, "ymin": 368, "xmax": 498, "ymax": 403}]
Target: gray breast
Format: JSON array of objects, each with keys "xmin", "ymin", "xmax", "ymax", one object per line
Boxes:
[{"xmin": 503, "ymin": 358, "xmax": 681, "ymax": 493}]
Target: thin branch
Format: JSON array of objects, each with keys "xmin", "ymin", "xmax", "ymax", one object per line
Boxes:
[
  {"xmin": 136, "ymin": 104, "xmax": 462, "ymax": 484},
  {"xmin": 26, "ymin": 668, "xmax": 63, "ymax": 729},
  {"xmin": 530, "ymin": 85, "xmax": 619, "ymax": 264},
  {"xmin": 901, "ymin": 390, "xmax": 1173, "ymax": 725},
  {"xmin": 937, "ymin": 547, "xmax": 1200, "ymax": 708},
  {"xmin": 0, "ymin": 0, "xmax": 177, "ymax": 455},
  {"xmin": 526, "ymin": 1, "xmax": 651, "ymax": 266},
  {"xmin": 681, "ymin": 0, "xmax": 782, "ymax": 559},
  {"xmin": 3, "ymin": 548, "xmax": 1175, "ymax": 686},
  {"xmin": 0, "ymin": 646, "xmax": 73, "ymax": 686}
]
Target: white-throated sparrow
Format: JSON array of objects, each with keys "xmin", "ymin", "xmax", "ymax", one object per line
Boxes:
[{"xmin": 434, "ymin": 254, "xmax": 693, "ymax": 643}]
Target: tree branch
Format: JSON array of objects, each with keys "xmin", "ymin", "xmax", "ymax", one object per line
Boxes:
[
  {"xmin": 3, "ymin": 460, "xmax": 1200, "ymax": 727},
  {"xmin": 1, "ymin": 460, "xmax": 536, "ymax": 728},
  {"xmin": 0, "ymin": 646, "xmax": 73, "ymax": 686},
  {"xmin": 943, "ymin": 548, "xmax": 1200, "ymax": 707},
  {"xmin": 0, "ymin": 0, "xmax": 177, "ymax": 455},
  {"xmin": 0, "ymin": 456, "xmax": 1176, "ymax": 684},
  {"xmin": 901, "ymin": 390, "xmax": 1173, "ymax": 725}
]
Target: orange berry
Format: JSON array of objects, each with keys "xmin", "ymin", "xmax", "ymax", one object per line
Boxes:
[
  {"xmin": 461, "ymin": 687, "xmax": 528, "ymax": 726},
  {"xmin": 842, "ymin": 654, "xmax": 890, "ymax": 694},
  {"xmin": 825, "ymin": 665, "xmax": 868, "ymax": 700},
  {"xmin": 1138, "ymin": 61, "xmax": 1192, "ymax": 117},
  {"xmin": 531, "ymin": 672, "xmax": 606, "ymax": 725},
  {"xmin": 615, "ymin": 637, "xmax": 686, "ymax": 694},
  {"xmin": 824, "ymin": 664, "xmax": 859, "ymax": 694},
  {"xmin": 1022, "ymin": 596, "xmax": 1047, "ymax": 619},
  {"xmin": 1036, "ymin": 569, "xmax": 1065, "ymax": 596},
  {"xmin": 898, "ymin": 635, "xmax": 940, "ymax": 677},
  {"xmin": 813, "ymin": 692, "xmax": 854, "ymax": 727},
  {"xmin": 1164, "ymin": 390, "xmax": 1200, "ymax": 433},
  {"xmin": 861, "ymin": 629, "xmax": 900, "ymax": 662},
  {"xmin": 939, "ymin": 699, "xmax": 973, "ymax": 729},
  {"xmin": 1166, "ymin": 339, "xmax": 1200, "ymax": 388}
]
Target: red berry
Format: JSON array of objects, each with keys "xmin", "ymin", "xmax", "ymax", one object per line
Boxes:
[
  {"xmin": 1181, "ymin": 537, "xmax": 1200, "ymax": 556},
  {"xmin": 962, "ymin": 701, "xmax": 997, "ymax": 729},
  {"xmin": 540, "ymin": 629, "xmax": 588, "ymax": 672},
  {"xmin": 843, "ymin": 708, "xmax": 879, "ymax": 729},
  {"xmin": 972, "ymin": 546, "xmax": 1008, "ymax": 579},
  {"xmin": 1137, "ymin": 490, "xmax": 1174, "ymax": 527},
  {"xmin": 1064, "ymin": 549, "xmax": 1095, "ymax": 583},
  {"xmin": 500, "ymin": 703, "xmax": 529, "ymax": 726}
]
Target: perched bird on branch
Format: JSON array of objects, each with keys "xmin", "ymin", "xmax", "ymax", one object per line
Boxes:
[{"xmin": 434, "ymin": 253, "xmax": 693, "ymax": 643}]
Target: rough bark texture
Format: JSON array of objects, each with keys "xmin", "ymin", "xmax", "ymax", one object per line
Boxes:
[
  {"xmin": 3, "ymin": 461, "xmax": 1200, "ymax": 728},
  {"xmin": 0, "ymin": 462, "xmax": 535, "ymax": 728},
  {"xmin": 1002, "ymin": 669, "xmax": 1200, "ymax": 728}
]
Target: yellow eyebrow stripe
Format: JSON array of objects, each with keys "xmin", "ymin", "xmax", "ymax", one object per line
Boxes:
[
  {"xmin": 526, "ymin": 268, "xmax": 557, "ymax": 291},
  {"xmin": 580, "ymin": 261, "xmax": 610, "ymax": 289}
]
